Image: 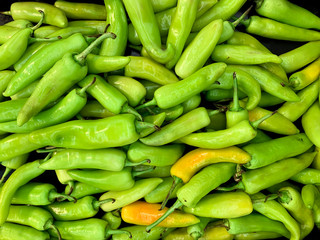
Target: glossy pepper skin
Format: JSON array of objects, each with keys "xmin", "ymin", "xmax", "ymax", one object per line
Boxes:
[
  {"xmin": 0, "ymin": 222, "xmax": 50, "ymax": 240},
  {"xmin": 122, "ymin": 0, "xmax": 175, "ymax": 64},
  {"xmin": 7, "ymin": 1, "xmax": 68, "ymax": 28},
  {"xmin": 28, "ymin": 114, "xmax": 141, "ymax": 149},
  {"xmin": 302, "ymin": 101, "xmax": 320, "ymax": 148}
]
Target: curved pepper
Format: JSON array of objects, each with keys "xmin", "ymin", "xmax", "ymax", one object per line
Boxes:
[
  {"xmin": 302, "ymin": 101, "xmax": 320, "ymax": 148},
  {"xmin": 0, "ymin": 222, "xmax": 50, "ymax": 240}
]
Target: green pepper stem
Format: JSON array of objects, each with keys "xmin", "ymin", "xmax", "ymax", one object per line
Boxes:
[
  {"xmin": 122, "ymin": 103, "xmax": 143, "ymax": 121},
  {"xmin": 48, "ymin": 224, "xmax": 62, "ymax": 240},
  {"xmin": 48, "ymin": 189, "xmax": 77, "ymax": 203},
  {"xmin": 160, "ymin": 176, "xmax": 182, "ymax": 211},
  {"xmin": 251, "ymin": 193, "xmax": 279, "ymax": 203},
  {"xmin": 30, "ymin": 10, "xmax": 45, "ymax": 31},
  {"xmin": 229, "ymin": 72, "xmax": 243, "ymax": 112},
  {"xmin": 232, "ymin": 5, "xmax": 253, "ymax": 28},
  {"xmin": 125, "ymin": 159, "xmax": 151, "ymax": 167},
  {"xmin": 132, "ymin": 166, "xmax": 156, "ymax": 178},
  {"xmin": 0, "ymin": 11, "xmax": 11, "ymax": 15},
  {"xmin": 250, "ymin": 111, "xmax": 276, "ymax": 129},
  {"xmin": 278, "ymin": 190, "xmax": 292, "ymax": 204},
  {"xmin": 74, "ymin": 30, "xmax": 117, "ymax": 66},
  {"xmin": 146, "ymin": 199, "xmax": 184, "ymax": 232},
  {"xmin": 0, "ymin": 167, "xmax": 12, "ymax": 184},
  {"xmin": 135, "ymin": 120, "xmax": 160, "ymax": 134},
  {"xmin": 28, "ymin": 35, "xmax": 62, "ymax": 44},
  {"xmin": 216, "ymin": 181, "xmax": 245, "ymax": 192},
  {"xmin": 135, "ymin": 98, "xmax": 157, "ymax": 110},
  {"xmin": 106, "ymin": 229, "xmax": 132, "ymax": 239},
  {"xmin": 77, "ymin": 76, "xmax": 97, "ymax": 98},
  {"xmin": 93, "ymin": 198, "xmax": 115, "ymax": 210}
]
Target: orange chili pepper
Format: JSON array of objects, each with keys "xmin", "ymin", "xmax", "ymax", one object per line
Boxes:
[{"xmin": 121, "ymin": 200, "xmax": 200, "ymax": 228}]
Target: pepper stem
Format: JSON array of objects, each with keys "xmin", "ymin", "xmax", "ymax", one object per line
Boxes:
[
  {"xmin": 93, "ymin": 198, "xmax": 115, "ymax": 210},
  {"xmin": 250, "ymin": 111, "xmax": 276, "ymax": 129},
  {"xmin": 0, "ymin": 168, "xmax": 12, "ymax": 184},
  {"xmin": 216, "ymin": 181, "xmax": 245, "ymax": 192},
  {"xmin": 229, "ymin": 72, "xmax": 243, "ymax": 112},
  {"xmin": 122, "ymin": 103, "xmax": 143, "ymax": 121},
  {"xmin": 251, "ymin": 193, "xmax": 279, "ymax": 203},
  {"xmin": 0, "ymin": 11, "xmax": 11, "ymax": 15},
  {"xmin": 232, "ymin": 5, "xmax": 253, "ymax": 27},
  {"xmin": 30, "ymin": 10, "xmax": 45, "ymax": 31},
  {"xmin": 135, "ymin": 120, "xmax": 160, "ymax": 134},
  {"xmin": 28, "ymin": 35, "xmax": 62, "ymax": 44},
  {"xmin": 160, "ymin": 176, "xmax": 182, "ymax": 211},
  {"xmin": 135, "ymin": 98, "xmax": 157, "ymax": 110},
  {"xmin": 132, "ymin": 166, "xmax": 156, "ymax": 178},
  {"xmin": 48, "ymin": 189, "xmax": 77, "ymax": 203},
  {"xmin": 125, "ymin": 159, "xmax": 151, "ymax": 167},
  {"xmin": 74, "ymin": 28, "xmax": 116, "ymax": 66},
  {"xmin": 146, "ymin": 199, "xmax": 184, "ymax": 232},
  {"xmin": 43, "ymin": 220, "xmax": 61, "ymax": 240},
  {"xmin": 77, "ymin": 76, "xmax": 97, "ymax": 98},
  {"xmin": 278, "ymin": 190, "xmax": 292, "ymax": 204}
]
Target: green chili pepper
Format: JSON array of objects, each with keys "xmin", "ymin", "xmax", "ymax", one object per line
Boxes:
[
  {"xmin": 301, "ymin": 184, "xmax": 320, "ymax": 209},
  {"xmin": 0, "ymin": 222, "xmax": 50, "ymax": 240},
  {"xmin": 106, "ymin": 75, "xmax": 146, "ymax": 107},
  {"xmin": 66, "ymin": 167, "xmax": 152, "ymax": 191},
  {"xmin": 3, "ymin": 1, "xmax": 68, "ymax": 28},
  {"xmin": 39, "ymin": 147, "xmax": 133, "ymax": 171},
  {"xmin": 99, "ymin": 177, "xmax": 163, "ymax": 212},
  {"xmin": 139, "ymin": 112, "xmax": 167, "ymax": 137},
  {"xmin": 266, "ymin": 180, "xmax": 301, "ymax": 194},
  {"xmin": 127, "ymin": 141, "xmax": 185, "ymax": 166},
  {"xmin": 219, "ymin": 152, "xmax": 316, "ymax": 195},
  {"xmin": 87, "ymin": 55, "xmax": 130, "ymax": 74},
  {"xmin": 0, "ymin": 11, "xmax": 45, "ymax": 71},
  {"xmin": 179, "ymin": 112, "xmax": 272, "ymax": 149},
  {"xmin": 4, "ymin": 19, "xmax": 33, "ymax": 28},
  {"xmin": 54, "ymin": 0, "xmax": 106, "ymax": 20},
  {"xmin": 175, "ymin": 19, "xmax": 224, "ymax": 79},
  {"xmin": 99, "ymin": 0, "xmax": 127, "ymax": 56},
  {"xmin": 125, "ymin": 56, "xmax": 179, "ymax": 85},
  {"xmin": 208, "ymin": 66, "xmax": 261, "ymax": 110},
  {"xmin": 278, "ymin": 79, "xmax": 319, "ymax": 122},
  {"xmin": 0, "ymin": 154, "xmax": 28, "ymax": 184},
  {"xmin": 229, "ymin": 65, "xmax": 300, "ymax": 102},
  {"xmin": 0, "ymin": 25, "xmax": 21, "ymax": 44},
  {"xmin": 0, "ymin": 133, "xmax": 44, "ymax": 162},
  {"xmin": 68, "ymin": 20, "xmax": 106, "ymax": 34},
  {"xmin": 138, "ymin": 62, "xmax": 226, "ymax": 110},
  {"xmin": 224, "ymin": 212, "xmax": 290, "ymax": 238},
  {"xmin": 79, "ymin": 100, "xmax": 115, "ymax": 119},
  {"xmin": 45, "ymin": 195, "xmax": 113, "ymax": 221},
  {"xmin": 147, "ymin": 162, "xmax": 236, "ymax": 230},
  {"xmin": 162, "ymin": 227, "xmax": 194, "ymax": 240},
  {"xmin": 165, "ymin": 0, "xmax": 200, "ymax": 69},
  {"xmin": 33, "ymin": 25, "xmax": 61, "ymax": 38},
  {"xmin": 7, "ymin": 205, "xmax": 61, "ymax": 238},
  {"xmin": 49, "ymin": 218, "xmax": 131, "ymax": 240},
  {"xmin": 113, "ymin": 225, "xmax": 170, "ymax": 240},
  {"xmin": 302, "ymin": 101, "xmax": 320, "ymax": 148},
  {"xmin": 0, "ymin": 70, "xmax": 15, "ymax": 101},
  {"xmin": 192, "ymin": 0, "xmax": 247, "ymax": 32},
  {"xmin": 3, "ymin": 181, "xmax": 75, "ymax": 205},
  {"xmin": 4, "ymin": 33, "xmax": 88, "ymax": 97},
  {"xmin": 0, "ymin": 159, "xmax": 46, "ymax": 225},
  {"xmin": 144, "ymin": 176, "xmax": 183, "ymax": 203},
  {"xmin": 151, "ymin": 0, "xmax": 177, "ymax": 12},
  {"xmin": 197, "ymin": 0, "xmax": 219, "ymax": 18},
  {"xmin": 182, "ymin": 191, "xmax": 253, "ymax": 218},
  {"xmin": 181, "ymin": 94, "xmax": 202, "ymax": 114},
  {"xmin": 55, "ymin": 169, "xmax": 75, "ymax": 195},
  {"xmin": 0, "ymin": 98, "xmax": 27, "ymax": 123},
  {"xmin": 65, "ymin": 181, "xmax": 105, "ymax": 200},
  {"xmin": 102, "ymin": 210, "xmax": 122, "ymax": 230},
  {"xmin": 149, "ymin": 104, "xmax": 184, "ymax": 122},
  {"xmin": 140, "ymin": 107, "xmax": 211, "ymax": 146},
  {"xmin": 279, "ymin": 40, "xmax": 320, "ymax": 74},
  {"xmin": 17, "ymin": 32, "xmax": 116, "ymax": 126},
  {"xmin": 242, "ymin": 15, "xmax": 320, "ymax": 42},
  {"xmin": 278, "ymin": 186, "xmax": 314, "ymax": 239},
  {"xmin": 290, "ymin": 168, "xmax": 320, "ymax": 185},
  {"xmin": 251, "ymin": 192, "xmax": 301, "ymax": 240},
  {"xmin": 78, "ymin": 74, "xmax": 141, "ymax": 119},
  {"xmin": 0, "ymin": 83, "xmax": 90, "ymax": 133},
  {"xmin": 243, "ymin": 133, "xmax": 313, "ymax": 169},
  {"xmin": 255, "ymin": 0, "xmax": 320, "ymax": 30},
  {"xmin": 122, "ymin": 0, "xmax": 175, "ymax": 64}
]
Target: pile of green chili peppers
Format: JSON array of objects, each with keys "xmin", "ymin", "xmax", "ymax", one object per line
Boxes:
[{"xmin": 0, "ymin": 0, "xmax": 320, "ymax": 239}]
